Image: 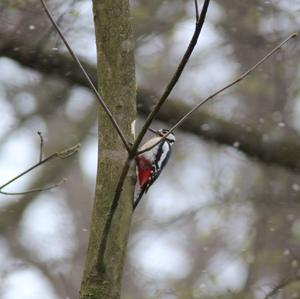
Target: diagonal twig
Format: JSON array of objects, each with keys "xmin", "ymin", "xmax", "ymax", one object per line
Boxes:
[
  {"xmin": 194, "ymin": 0, "xmax": 200, "ymax": 21},
  {"xmin": 40, "ymin": 0, "xmax": 131, "ymax": 152},
  {"xmin": 0, "ymin": 144, "xmax": 80, "ymax": 195},
  {"xmin": 136, "ymin": 32, "xmax": 298, "ymax": 156},
  {"xmin": 130, "ymin": 0, "xmax": 211, "ymax": 158},
  {"xmin": 0, "ymin": 178, "xmax": 67, "ymax": 195},
  {"xmin": 37, "ymin": 131, "xmax": 44, "ymax": 162},
  {"xmin": 265, "ymin": 275, "xmax": 300, "ymax": 299}
]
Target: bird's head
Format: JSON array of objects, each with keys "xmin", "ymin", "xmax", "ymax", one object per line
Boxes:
[{"xmin": 148, "ymin": 128, "xmax": 176, "ymax": 144}]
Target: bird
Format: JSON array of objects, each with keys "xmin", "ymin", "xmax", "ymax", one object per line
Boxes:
[{"xmin": 134, "ymin": 128, "xmax": 176, "ymax": 210}]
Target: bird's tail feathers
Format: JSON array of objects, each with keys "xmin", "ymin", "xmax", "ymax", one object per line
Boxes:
[{"xmin": 133, "ymin": 184, "xmax": 146, "ymax": 210}]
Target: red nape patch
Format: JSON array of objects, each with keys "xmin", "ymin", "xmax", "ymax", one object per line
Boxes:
[{"xmin": 135, "ymin": 156, "xmax": 152, "ymax": 188}]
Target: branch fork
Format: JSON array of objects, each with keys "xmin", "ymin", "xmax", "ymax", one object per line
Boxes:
[{"xmin": 0, "ymin": 132, "xmax": 80, "ymax": 196}]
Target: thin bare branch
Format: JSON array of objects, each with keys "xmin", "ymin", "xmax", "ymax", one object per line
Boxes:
[
  {"xmin": 57, "ymin": 143, "xmax": 81, "ymax": 159},
  {"xmin": 0, "ymin": 144, "xmax": 80, "ymax": 195},
  {"xmin": 0, "ymin": 154, "xmax": 56, "ymax": 191},
  {"xmin": 0, "ymin": 178, "xmax": 67, "ymax": 195},
  {"xmin": 40, "ymin": 0, "xmax": 131, "ymax": 152},
  {"xmin": 37, "ymin": 131, "xmax": 44, "ymax": 162},
  {"xmin": 130, "ymin": 0, "xmax": 211, "ymax": 157},
  {"xmin": 194, "ymin": 0, "xmax": 199, "ymax": 21},
  {"xmin": 137, "ymin": 32, "xmax": 298, "ymax": 156},
  {"xmin": 265, "ymin": 275, "xmax": 300, "ymax": 299}
]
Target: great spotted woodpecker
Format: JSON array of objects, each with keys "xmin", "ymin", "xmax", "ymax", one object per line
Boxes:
[{"xmin": 134, "ymin": 128, "xmax": 176, "ymax": 210}]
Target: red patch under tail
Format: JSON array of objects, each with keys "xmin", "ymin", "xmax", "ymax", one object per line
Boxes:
[{"xmin": 135, "ymin": 156, "xmax": 152, "ymax": 188}]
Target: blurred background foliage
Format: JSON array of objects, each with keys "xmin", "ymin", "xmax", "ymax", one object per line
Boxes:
[{"xmin": 0, "ymin": 0, "xmax": 300, "ymax": 298}]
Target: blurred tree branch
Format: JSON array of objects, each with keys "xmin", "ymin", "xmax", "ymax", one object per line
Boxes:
[
  {"xmin": 2, "ymin": 36, "xmax": 300, "ymax": 171},
  {"xmin": 265, "ymin": 275, "xmax": 300, "ymax": 299},
  {"xmin": 136, "ymin": 33, "xmax": 297, "ymax": 156}
]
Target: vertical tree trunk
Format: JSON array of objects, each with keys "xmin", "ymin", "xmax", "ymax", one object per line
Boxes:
[{"xmin": 79, "ymin": 1, "xmax": 136, "ymax": 298}]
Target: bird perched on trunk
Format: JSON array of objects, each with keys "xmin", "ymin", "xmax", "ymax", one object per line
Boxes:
[{"xmin": 134, "ymin": 128, "xmax": 176, "ymax": 210}]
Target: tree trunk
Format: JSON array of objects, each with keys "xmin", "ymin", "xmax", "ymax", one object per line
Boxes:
[{"xmin": 79, "ymin": 0, "xmax": 136, "ymax": 298}]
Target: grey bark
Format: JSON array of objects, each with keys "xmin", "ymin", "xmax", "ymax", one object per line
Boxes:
[{"xmin": 79, "ymin": 1, "xmax": 136, "ymax": 298}]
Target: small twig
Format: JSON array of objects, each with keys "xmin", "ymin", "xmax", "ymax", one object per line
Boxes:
[
  {"xmin": 130, "ymin": 0, "xmax": 210, "ymax": 157},
  {"xmin": 37, "ymin": 131, "xmax": 44, "ymax": 162},
  {"xmin": 0, "ymin": 178, "xmax": 67, "ymax": 195},
  {"xmin": 0, "ymin": 144, "xmax": 80, "ymax": 195},
  {"xmin": 194, "ymin": 0, "xmax": 199, "ymax": 21},
  {"xmin": 136, "ymin": 32, "xmax": 298, "ymax": 156},
  {"xmin": 265, "ymin": 275, "xmax": 300, "ymax": 299},
  {"xmin": 40, "ymin": 0, "xmax": 131, "ymax": 152},
  {"xmin": 57, "ymin": 143, "xmax": 81, "ymax": 158},
  {"xmin": 0, "ymin": 154, "xmax": 56, "ymax": 192}
]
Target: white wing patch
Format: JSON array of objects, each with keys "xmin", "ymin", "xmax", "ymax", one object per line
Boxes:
[
  {"xmin": 139, "ymin": 136, "xmax": 162, "ymax": 160},
  {"xmin": 158, "ymin": 142, "xmax": 169, "ymax": 168},
  {"xmin": 131, "ymin": 120, "xmax": 136, "ymax": 139}
]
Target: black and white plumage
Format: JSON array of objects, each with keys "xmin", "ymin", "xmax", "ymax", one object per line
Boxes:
[{"xmin": 134, "ymin": 128, "xmax": 176, "ymax": 210}]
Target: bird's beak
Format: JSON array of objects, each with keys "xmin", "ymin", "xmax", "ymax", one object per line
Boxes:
[{"xmin": 148, "ymin": 127, "xmax": 158, "ymax": 134}]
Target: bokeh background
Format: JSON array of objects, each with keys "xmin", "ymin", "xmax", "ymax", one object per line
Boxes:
[{"xmin": 0, "ymin": 0, "xmax": 300, "ymax": 298}]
